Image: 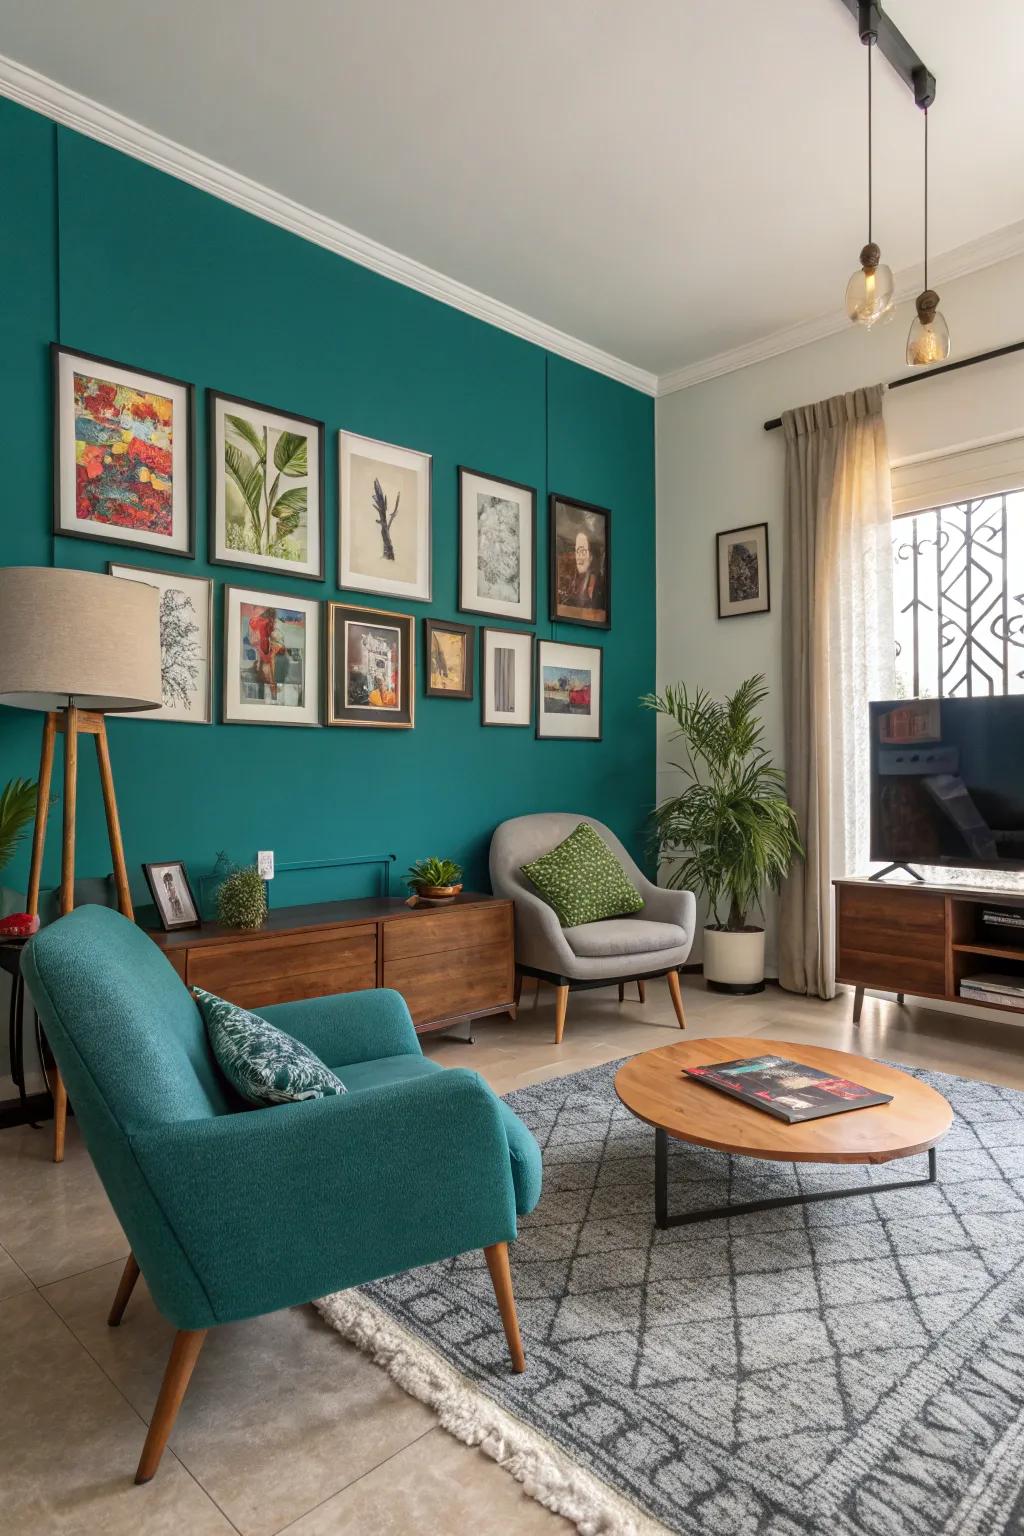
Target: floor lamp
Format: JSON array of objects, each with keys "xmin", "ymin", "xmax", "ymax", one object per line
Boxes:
[{"xmin": 0, "ymin": 567, "xmax": 161, "ymax": 1161}]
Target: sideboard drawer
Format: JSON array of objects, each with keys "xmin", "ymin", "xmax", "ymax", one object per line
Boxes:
[
  {"xmin": 835, "ymin": 945, "xmax": 945, "ymax": 998},
  {"xmin": 383, "ymin": 903, "xmax": 511, "ymax": 962},
  {"xmin": 836, "ymin": 885, "xmax": 945, "ymax": 961},
  {"xmin": 383, "ymin": 941, "xmax": 513, "ymax": 1025},
  {"xmin": 187, "ymin": 927, "xmax": 377, "ymax": 1002}
]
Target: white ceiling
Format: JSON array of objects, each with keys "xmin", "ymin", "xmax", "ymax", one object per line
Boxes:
[{"xmin": 2, "ymin": 0, "xmax": 1023, "ymax": 387}]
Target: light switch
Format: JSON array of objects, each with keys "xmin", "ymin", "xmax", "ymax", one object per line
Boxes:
[{"xmin": 257, "ymin": 850, "xmax": 275, "ymax": 880}]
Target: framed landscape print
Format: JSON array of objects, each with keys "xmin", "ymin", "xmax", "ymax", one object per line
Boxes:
[
  {"xmin": 716, "ymin": 521, "xmax": 770, "ymax": 618},
  {"xmin": 481, "ymin": 628, "xmax": 533, "ymax": 727},
  {"xmin": 549, "ymin": 494, "xmax": 611, "ymax": 628},
  {"xmin": 424, "ymin": 618, "xmax": 474, "ymax": 700},
  {"xmin": 53, "ymin": 345, "xmax": 194, "ymax": 554},
  {"xmin": 458, "ymin": 467, "xmax": 535, "ymax": 623},
  {"xmin": 222, "ymin": 585, "xmax": 321, "ymax": 727},
  {"xmin": 536, "ymin": 639, "xmax": 602, "ymax": 741},
  {"xmin": 143, "ymin": 860, "xmax": 200, "ymax": 931},
  {"xmin": 210, "ymin": 391, "xmax": 324, "ymax": 581},
  {"xmin": 338, "ymin": 431, "xmax": 431, "ymax": 601},
  {"xmin": 327, "ymin": 603, "xmax": 414, "ymax": 728},
  {"xmin": 108, "ymin": 564, "xmax": 213, "ymax": 724}
]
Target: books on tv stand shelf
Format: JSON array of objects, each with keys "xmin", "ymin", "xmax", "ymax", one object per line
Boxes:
[{"xmin": 960, "ymin": 972, "xmax": 1024, "ymax": 1004}]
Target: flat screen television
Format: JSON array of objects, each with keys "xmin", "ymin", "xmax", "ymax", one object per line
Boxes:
[{"xmin": 869, "ymin": 697, "xmax": 1024, "ymax": 872}]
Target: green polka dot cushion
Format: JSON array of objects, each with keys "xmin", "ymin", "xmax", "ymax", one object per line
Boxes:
[
  {"xmin": 193, "ymin": 987, "xmax": 346, "ymax": 1106},
  {"xmin": 520, "ymin": 821, "xmax": 644, "ymax": 928}
]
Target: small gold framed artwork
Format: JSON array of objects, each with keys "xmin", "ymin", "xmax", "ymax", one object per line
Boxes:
[{"xmin": 424, "ymin": 618, "xmax": 474, "ymax": 700}]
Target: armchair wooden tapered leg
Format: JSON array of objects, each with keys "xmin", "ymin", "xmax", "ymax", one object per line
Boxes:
[
  {"xmin": 637, "ymin": 980, "xmax": 646, "ymax": 1003},
  {"xmin": 553, "ymin": 984, "xmax": 570, "ymax": 1045},
  {"xmin": 617, "ymin": 982, "xmax": 625, "ymax": 1002},
  {"xmin": 667, "ymin": 970, "xmax": 687, "ymax": 1030},
  {"xmin": 483, "ymin": 1242, "xmax": 525, "ymax": 1373},
  {"xmin": 135, "ymin": 1328, "xmax": 207, "ymax": 1484},
  {"xmin": 108, "ymin": 1253, "xmax": 140, "ymax": 1326}
]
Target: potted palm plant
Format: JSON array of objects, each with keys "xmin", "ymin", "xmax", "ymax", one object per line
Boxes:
[{"xmin": 642, "ymin": 674, "xmax": 802, "ymax": 993}]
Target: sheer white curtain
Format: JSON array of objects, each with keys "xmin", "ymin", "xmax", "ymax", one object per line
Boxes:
[{"xmin": 779, "ymin": 386, "xmax": 894, "ymax": 998}]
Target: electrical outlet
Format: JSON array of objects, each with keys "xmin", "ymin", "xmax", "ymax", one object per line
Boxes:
[{"xmin": 257, "ymin": 850, "xmax": 275, "ymax": 880}]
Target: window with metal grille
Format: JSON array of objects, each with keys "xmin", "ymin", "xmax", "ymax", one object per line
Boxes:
[{"xmin": 893, "ymin": 489, "xmax": 1024, "ymax": 698}]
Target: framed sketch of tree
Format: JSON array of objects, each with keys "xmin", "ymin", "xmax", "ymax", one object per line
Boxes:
[
  {"xmin": 108, "ymin": 564, "xmax": 213, "ymax": 723},
  {"xmin": 209, "ymin": 390, "xmax": 324, "ymax": 581},
  {"xmin": 338, "ymin": 431, "xmax": 431, "ymax": 601},
  {"xmin": 458, "ymin": 467, "xmax": 535, "ymax": 623}
]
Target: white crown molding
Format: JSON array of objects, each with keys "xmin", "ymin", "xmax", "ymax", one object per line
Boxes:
[
  {"xmin": 0, "ymin": 52, "xmax": 658, "ymax": 397},
  {"xmin": 657, "ymin": 218, "xmax": 1024, "ymax": 397}
]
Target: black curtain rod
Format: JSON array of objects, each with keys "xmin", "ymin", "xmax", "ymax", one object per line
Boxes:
[{"xmin": 762, "ymin": 339, "xmax": 1024, "ymax": 432}]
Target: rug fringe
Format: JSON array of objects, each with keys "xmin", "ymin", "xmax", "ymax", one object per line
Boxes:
[{"xmin": 314, "ymin": 1290, "xmax": 669, "ymax": 1536}]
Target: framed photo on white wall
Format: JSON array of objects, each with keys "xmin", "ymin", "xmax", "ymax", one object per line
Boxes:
[{"xmin": 716, "ymin": 522, "xmax": 770, "ymax": 618}]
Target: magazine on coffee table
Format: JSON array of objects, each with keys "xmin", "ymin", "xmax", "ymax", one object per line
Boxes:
[{"xmin": 683, "ymin": 1054, "xmax": 893, "ymax": 1124}]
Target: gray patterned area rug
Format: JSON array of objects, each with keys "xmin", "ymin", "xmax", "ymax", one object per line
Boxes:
[{"xmin": 317, "ymin": 1059, "xmax": 1024, "ymax": 1536}]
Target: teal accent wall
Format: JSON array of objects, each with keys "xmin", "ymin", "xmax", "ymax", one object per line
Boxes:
[{"xmin": 0, "ymin": 98, "xmax": 655, "ymax": 906}]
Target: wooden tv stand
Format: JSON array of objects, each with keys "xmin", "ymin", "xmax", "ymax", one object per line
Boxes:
[{"xmin": 834, "ymin": 877, "xmax": 1024, "ymax": 1021}]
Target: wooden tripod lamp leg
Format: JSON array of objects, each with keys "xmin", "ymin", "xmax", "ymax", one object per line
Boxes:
[
  {"xmin": 49, "ymin": 706, "xmax": 82, "ymax": 1164},
  {"xmin": 135, "ymin": 1328, "xmax": 207, "ymax": 1484},
  {"xmin": 483, "ymin": 1242, "xmax": 525, "ymax": 1373},
  {"xmin": 95, "ymin": 718, "xmax": 133, "ymax": 919}
]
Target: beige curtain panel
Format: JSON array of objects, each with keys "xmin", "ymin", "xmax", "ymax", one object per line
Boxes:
[{"xmin": 779, "ymin": 385, "xmax": 895, "ymax": 999}]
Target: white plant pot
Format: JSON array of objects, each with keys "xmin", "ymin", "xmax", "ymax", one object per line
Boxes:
[{"xmin": 703, "ymin": 926, "xmax": 766, "ymax": 995}]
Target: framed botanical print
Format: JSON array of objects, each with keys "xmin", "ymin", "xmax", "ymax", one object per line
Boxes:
[
  {"xmin": 458, "ymin": 467, "xmax": 535, "ymax": 623},
  {"xmin": 424, "ymin": 618, "xmax": 474, "ymax": 700},
  {"xmin": 338, "ymin": 431, "xmax": 431, "ymax": 601},
  {"xmin": 108, "ymin": 563, "xmax": 213, "ymax": 724},
  {"xmin": 143, "ymin": 860, "xmax": 200, "ymax": 931},
  {"xmin": 209, "ymin": 390, "xmax": 324, "ymax": 581},
  {"xmin": 716, "ymin": 522, "xmax": 770, "ymax": 618},
  {"xmin": 549, "ymin": 494, "xmax": 611, "ymax": 629},
  {"xmin": 52, "ymin": 345, "xmax": 194, "ymax": 555},
  {"xmin": 222, "ymin": 585, "xmax": 321, "ymax": 727},
  {"xmin": 327, "ymin": 603, "xmax": 415, "ymax": 728},
  {"xmin": 481, "ymin": 628, "xmax": 533, "ymax": 727},
  {"xmin": 536, "ymin": 639, "xmax": 602, "ymax": 741}
]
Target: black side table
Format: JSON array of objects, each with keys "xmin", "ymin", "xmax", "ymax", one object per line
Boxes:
[{"xmin": 0, "ymin": 940, "xmax": 50, "ymax": 1128}]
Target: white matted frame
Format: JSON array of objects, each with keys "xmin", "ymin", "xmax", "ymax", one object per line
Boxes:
[
  {"xmin": 222, "ymin": 584, "xmax": 321, "ymax": 727},
  {"xmin": 481, "ymin": 627, "xmax": 533, "ymax": 727},
  {"xmin": 338, "ymin": 430, "xmax": 431, "ymax": 601},
  {"xmin": 536, "ymin": 639, "xmax": 603, "ymax": 741},
  {"xmin": 108, "ymin": 563, "xmax": 213, "ymax": 724},
  {"xmin": 459, "ymin": 467, "xmax": 536, "ymax": 623}
]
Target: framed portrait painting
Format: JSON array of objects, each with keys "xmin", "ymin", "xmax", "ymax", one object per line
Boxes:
[
  {"xmin": 52, "ymin": 345, "xmax": 194, "ymax": 555},
  {"xmin": 223, "ymin": 585, "xmax": 321, "ymax": 726},
  {"xmin": 327, "ymin": 603, "xmax": 414, "ymax": 728},
  {"xmin": 209, "ymin": 391, "xmax": 324, "ymax": 581},
  {"xmin": 108, "ymin": 564, "xmax": 213, "ymax": 724},
  {"xmin": 338, "ymin": 431, "xmax": 431, "ymax": 601},
  {"xmin": 458, "ymin": 467, "xmax": 535, "ymax": 623},
  {"xmin": 424, "ymin": 618, "xmax": 474, "ymax": 700},
  {"xmin": 143, "ymin": 860, "xmax": 200, "ymax": 931},
  {"xmin": 481, "ymin": 628, "xmax": 533, "ymax": 727},
  {"xmin": 716, "ymin": 522, "xmax": 770, "ymax": 618},
  {"xmin": 536, "ymin": 639, "xmax": 602, "ymax": 741},
  {"xmin": 549, "ymin": 494, "xmax": 611, "ymax": 628}
]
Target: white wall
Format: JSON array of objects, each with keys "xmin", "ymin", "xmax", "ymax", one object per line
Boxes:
[{"xmin": 656, "ymin": 251, "xmax": 1024, "ymax": 971}]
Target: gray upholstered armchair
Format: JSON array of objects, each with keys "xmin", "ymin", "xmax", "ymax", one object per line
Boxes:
[{"xmin": 489, "ymin": 813, "xmax": 696, "ymax": 1044}]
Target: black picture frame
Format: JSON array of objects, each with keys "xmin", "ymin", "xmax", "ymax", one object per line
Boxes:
[
  {"xmin": 208, "ymin": 388, "xmax": 326, "ymax": 582},
  {"xmin": 327, "ymin": 601, "xmax": 415, "ymax": 728},
  {"xmin": 480, "ymin": 627, "xmax": 534, "ymax": 727},
  {"xmin": 51, "ymin": 343, "xmax": 196, "ymax": 557},
  {"xmin": 424, "ymin": 617, "xmax": 475, "ymax": 700},
  {"xmin": 536, "ymin": 638, "xmax": 603, "ymax": 742},
  {"xmin": 716, "ymin": 521, "xmax": 771, "ymax": 619},
  {"xmin": 143, "ymin": 860, "xmax": 201, "ymax": 931},
  {"xmin": 457, "ymin": 466, "xmax": 537, "ymax": 624},
  {"xmin": 548, "ymin": 492, "xmax": 612, "ymax": 630}
]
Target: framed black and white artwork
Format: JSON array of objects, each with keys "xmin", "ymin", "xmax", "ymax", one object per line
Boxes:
[
  {"xmin": 481, "ymin": 628, "xmax": 533, "ymax": 727},
  {"xmin": 458, "ymin": 468, "xmax": 535, "ymax": 623},
  {"xmin": 716, "ymin": 522, "xmax": 770, "ymax": 618},
  {"xmin": 338, "ymin": 430, "xmax": 431, "ymax": 602},
  {"xmin": 108, "ymin": 563, "xmax": 213, "ymax": 724}
]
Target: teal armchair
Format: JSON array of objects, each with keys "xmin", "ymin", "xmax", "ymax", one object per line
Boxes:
[{"xmin": 23, "ymin": 905, "xmax": 542, "ymax": 1484}]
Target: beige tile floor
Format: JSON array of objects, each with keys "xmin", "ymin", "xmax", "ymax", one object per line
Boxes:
[{"xmin": 3, "ymin": 976, "xmax": 1023, "ymax": 1535}]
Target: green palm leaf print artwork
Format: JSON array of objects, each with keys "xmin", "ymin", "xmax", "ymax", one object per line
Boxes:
[{"xmin": 224, "ymin": 415, "xmax": 309, "ymax": 561}]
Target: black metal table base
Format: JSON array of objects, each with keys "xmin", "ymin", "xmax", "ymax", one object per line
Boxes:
[{"xmin": 654, "ymin": 1127, "xmax": 938, "ymax": 1229}]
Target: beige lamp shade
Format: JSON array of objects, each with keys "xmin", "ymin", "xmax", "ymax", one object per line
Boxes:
[{"xmin": 0, "ymin": 566, "xmax": 161, "ymax": 712}]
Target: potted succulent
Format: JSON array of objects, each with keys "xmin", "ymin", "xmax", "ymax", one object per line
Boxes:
[
  {"xmin": 405, "ymin": 856, "xmax": 464, "ymax": 905},
  {"xmin": 642, "ymin": 674, "xmax": 802, "ymax": 993}
]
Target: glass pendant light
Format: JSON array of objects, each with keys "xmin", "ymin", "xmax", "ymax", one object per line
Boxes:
[
  {"xmin": 846, "ymin": 35, "xmax": 894, "ymax": 327},
  {"xmin": 907, "ymin": 110, "xmax": 951, "ymax": 366}
]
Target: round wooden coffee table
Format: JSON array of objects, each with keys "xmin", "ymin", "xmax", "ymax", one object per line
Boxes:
[{"xmin": 614, "ymin": 1037, "xmax": 953, "ymax": 1228}]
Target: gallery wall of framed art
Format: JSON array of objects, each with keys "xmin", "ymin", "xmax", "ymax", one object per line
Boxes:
[{"xmin": 3, "ymin": 108, "xmax": 655, "ymax": 903}]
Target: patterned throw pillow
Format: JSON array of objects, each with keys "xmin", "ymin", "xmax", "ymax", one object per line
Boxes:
[
  {"xmin": 521, "ymin": 822, "xmax": 644, "ymax": 928},
  {"xmin": 193, "ymin": 988, "xmax": 346, "ymax": 1106}
]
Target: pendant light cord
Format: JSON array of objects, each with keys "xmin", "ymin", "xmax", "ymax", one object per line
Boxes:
[
  {"xmin": 867, "ymin": 40, "xmax": 873, "ymax": 243},
  {"xmin": 923, "ymin": 107, "xmax": 929, "ymax": 289}
]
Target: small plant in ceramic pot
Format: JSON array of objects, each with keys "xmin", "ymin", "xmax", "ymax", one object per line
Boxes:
[
  {"xmin": 642, "ymin": 674, "xmax": 802, "ymax": 994},
  {"xmin": 405, "ymin": 856, "xmax": 463, "ymax": 905}
]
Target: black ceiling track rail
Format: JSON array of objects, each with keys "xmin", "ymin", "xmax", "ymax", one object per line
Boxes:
[
  {"xmin": 762, "ymin": 340, "xmax": 1024, "ymax": 432},
  {"xmin": 840, "ymin": 0, "xmax": 935, "ymax": 108}
]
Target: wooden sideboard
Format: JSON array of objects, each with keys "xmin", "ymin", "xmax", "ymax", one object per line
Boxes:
[
  {"xmin": 834, "ymin": 877, "xmax": 1024, "ymax": 1021},
  {"xmin": 148, "ymin": 893, "xmax": 515, "ymax": 1035}
]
